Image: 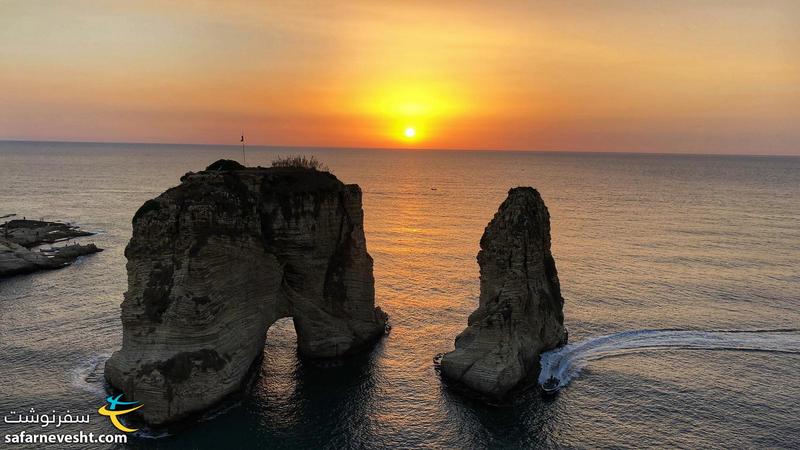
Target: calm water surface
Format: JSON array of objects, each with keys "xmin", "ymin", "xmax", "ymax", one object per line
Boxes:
[{"xmin": 0, "ymin": 141, "xmax": 798, "ymax": 449}]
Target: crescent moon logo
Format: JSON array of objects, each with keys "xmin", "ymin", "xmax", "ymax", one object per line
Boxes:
[{"xmin": 97, "ymin": 394, "xmax": 143, "ymax": 433}]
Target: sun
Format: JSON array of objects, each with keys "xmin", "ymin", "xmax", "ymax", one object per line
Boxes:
[{"xmin": 394, "ymin": 124, "xmax": 423, "ymax": 144}]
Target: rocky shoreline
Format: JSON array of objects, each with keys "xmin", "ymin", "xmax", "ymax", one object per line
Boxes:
[{"xmin": 0, "ymin": 217, "xmax": 102, "ymax": 278}]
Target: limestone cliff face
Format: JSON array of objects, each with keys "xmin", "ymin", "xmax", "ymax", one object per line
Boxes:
[
  {"xmin": 105, "ymin": 160, "xmax": 387, "ymax": 425},
  {"xmin": 440, "ymin": 187, "xmax": 566, "ymax": 398}
]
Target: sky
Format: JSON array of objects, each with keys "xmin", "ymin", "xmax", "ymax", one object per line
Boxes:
[{"xmin": 1, "ymin": 0, "xmax": 799, "ymax": 154}]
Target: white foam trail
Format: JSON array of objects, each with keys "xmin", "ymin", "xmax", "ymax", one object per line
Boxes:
[
  {"xmin": 70, "ymin": 354, "xmax": 175, "ymax": 439},
  {"xmin": 538, "ymin": 329, "xmax": 800, "ymax": 388},
  {"xmin": 70, "ymin": 353, "xmax": 110, "ymax": 396},
  {"xmin": 133, "ymin": 429, "xmax": 171, "ymax": 439}
]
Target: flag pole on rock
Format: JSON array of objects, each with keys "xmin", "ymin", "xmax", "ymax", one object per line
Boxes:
[{"xmin": 241, "ymin": 131, "xmax": 246, "ymax": 166}]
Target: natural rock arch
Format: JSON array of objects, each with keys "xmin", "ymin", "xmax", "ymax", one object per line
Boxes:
[{"xmin": 105, "ymin": 161, "xmax": 388, "ymax": 425}]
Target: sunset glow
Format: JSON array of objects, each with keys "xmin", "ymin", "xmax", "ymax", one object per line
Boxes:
[{"xmin": 1, "ymin": 1, "xmax": 798, "ymax": 154}]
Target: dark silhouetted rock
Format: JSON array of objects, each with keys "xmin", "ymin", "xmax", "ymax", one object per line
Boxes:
[
  {"xmin": 0, "ymin": 219, "xmax": 101, "ymax": 278},
  {"xmin": 205, "ymin": 159, "xmax": 245, "ymax": 171}
]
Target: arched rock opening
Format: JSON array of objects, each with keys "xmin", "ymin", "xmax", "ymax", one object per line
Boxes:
[{"xmin": 105, "ymin": 161, "xmax": 388, "ymax": 425}]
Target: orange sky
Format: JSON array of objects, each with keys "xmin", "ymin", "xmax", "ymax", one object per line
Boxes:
[{"xmin": 1, "ymin": 1, "xmax": 799, "ymax": 154}]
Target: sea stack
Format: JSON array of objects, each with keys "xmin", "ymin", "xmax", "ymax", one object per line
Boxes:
[
  {"xmin": 440, "ymin": 187, "xmax": 567, "ymax": 398},
  {"xmin": 105, "ymin": 160, "xmax": 388, "ymax": 425}
]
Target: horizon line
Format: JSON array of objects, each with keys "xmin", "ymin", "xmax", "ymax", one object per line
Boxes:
[{"xmin": 1, "ymin": 138, "xmax": 798, "ymax": 158}]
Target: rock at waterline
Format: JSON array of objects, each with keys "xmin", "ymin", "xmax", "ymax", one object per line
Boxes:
[
  {"xmin": 105, "ymin": 160, "xmax": 388, "ymax": 425},
  {"xmin": 440, "ymin": 187, "xmax": 567, "ymax": 399},
  {"xmin": 0, "ymin": 219, "xmax": 102, "ymax": 278}
]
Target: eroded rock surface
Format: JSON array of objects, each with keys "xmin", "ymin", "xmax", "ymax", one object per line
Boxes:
[
  {"xmin": 105, "ymin": 160, "xmax": 387, "ymax": 425},
  {"xmin": 0, "ymin": 219, "xmax": 101, "ymax": 278},
  {"xmin": 440, "ymin": 187, "xmax": 567, "ymax": 398}
]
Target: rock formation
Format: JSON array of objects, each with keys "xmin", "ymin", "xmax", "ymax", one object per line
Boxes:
[
  {"xmin": 440, "ymin": 187, "xmax": 567, "ymax": 398},
  {"xmin": 0, "ymin": 219, "xmax": 101, "ymax": 278},
  {"xmin": 105, "ymin": 160, "xmax": 388, "ymax": 425}
]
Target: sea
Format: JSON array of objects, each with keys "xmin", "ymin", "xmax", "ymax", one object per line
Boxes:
[{"xmin": 0, "ymin": 141, "xmax": 798, "ymax": 449}]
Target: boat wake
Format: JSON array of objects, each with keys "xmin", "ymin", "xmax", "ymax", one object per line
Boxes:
[{"xmin": 538, "ymin": 329, "xmax": 800, "ymax": 389}]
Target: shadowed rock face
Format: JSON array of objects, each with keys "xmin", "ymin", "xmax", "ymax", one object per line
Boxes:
[
  {"xmin": 105, "ymin": 160, "xmax": 387, "ymax": 425},
  {"xmin": 440, "ymin": 187, "xmax": 567, "ymax": 399}
]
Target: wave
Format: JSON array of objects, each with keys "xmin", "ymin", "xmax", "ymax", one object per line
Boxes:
[
  {"xmin": 70, "ymin": 353, "xmax": 110, "ymax": 396},
  {"xmin": 133, "ymin": 429, "xmax": 172, "ymax": 439},
  {"xmin": 538, "ymin": 329, "xmax": 800, "ymax": 389}
]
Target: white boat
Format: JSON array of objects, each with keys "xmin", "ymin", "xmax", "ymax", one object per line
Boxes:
[{"xmin": 541, "ymin": 376, "xmax": 560, "ymax": 394}]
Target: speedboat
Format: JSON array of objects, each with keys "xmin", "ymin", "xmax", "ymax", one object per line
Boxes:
[{"xmin": 541, "ymin": 376, "xmax": 560, "ymax": 394}]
